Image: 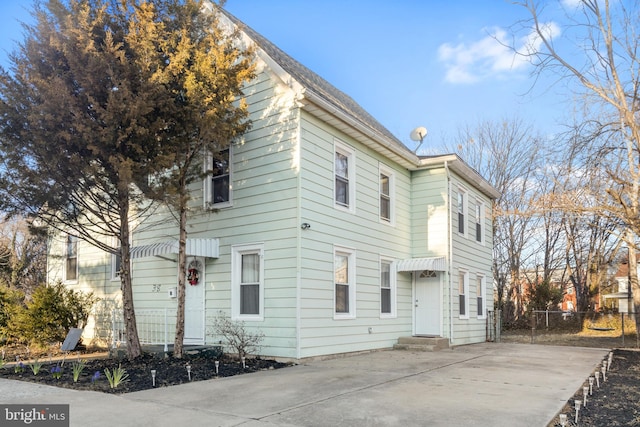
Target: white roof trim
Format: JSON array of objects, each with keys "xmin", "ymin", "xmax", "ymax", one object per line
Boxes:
[
  {"xmin": 130, "ymin": 238, "xmax": 219, "ymax": 259},
  {"xmin": 395, "ymin": 257, "xmax": 447, "ymax": 272}
]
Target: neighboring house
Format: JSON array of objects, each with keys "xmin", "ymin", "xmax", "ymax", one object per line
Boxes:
[
  {"xmin": 604, "ymin": 260, "xmax": 633, "ymax": 313},
  {"xmin": 47, "ymin": 9, "xmax": 499, "ymax": 360}
]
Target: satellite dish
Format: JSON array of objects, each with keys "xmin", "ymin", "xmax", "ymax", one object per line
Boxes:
[
  {"xmin": 410, "ymin": 126, "xmax": 428, "ymax": 142},
  {"xmin": 410, "ymin": 126, "xmax": 428, "ymax": 153}
]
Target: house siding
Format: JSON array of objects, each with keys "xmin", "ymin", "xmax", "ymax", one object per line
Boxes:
[
  {"xmin": 296, "ymin": 112, "xmax": 413, "ymax": 358},
  {"xmin": 450, "ymin": 173, "xmax": 493, "ymax": 345}
]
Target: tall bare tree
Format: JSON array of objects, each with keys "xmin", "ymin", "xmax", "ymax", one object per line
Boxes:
[
  {"xmin": 515, "ymin": 0, "xmax": 640, "ymax": 321},
  {"xmin": 448, "ymin": 117, "xmax": 543, "ymax": 323}
]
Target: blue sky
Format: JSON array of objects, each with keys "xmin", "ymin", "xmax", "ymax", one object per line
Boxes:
[{"xmin": 0, "ymin": 1, "xmax": 576, "ymax": 152}]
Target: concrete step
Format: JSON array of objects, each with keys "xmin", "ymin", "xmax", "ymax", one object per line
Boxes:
[{"xmin": 394, "ymin": 336, "xmax": 449, "ymax": 351}]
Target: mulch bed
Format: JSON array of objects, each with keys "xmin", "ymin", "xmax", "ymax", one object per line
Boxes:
[
  {"xmin": 548, "ymin": 349, "xmax": 640, "ymax": 426},
  {"xmin": 0, "ymin": 348, "xmax": 292, "ymax": 394}
]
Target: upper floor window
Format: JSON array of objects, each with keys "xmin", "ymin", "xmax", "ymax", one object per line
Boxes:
[
  {"xmin": 204, "ymin": 147, "xmax": 232, "ymax": 208},
  {"xmin": 334, "ymin": 246, "xmax": 356, "ymax": 319},
  {"xmin": 475, "ymin": 200, "xmax": 485, "ymax": 243},
  {"xmin": 457, "ymin": 188, "xmax": 467, "ymax": 236},
  {"xmin": 379, "ymin": 164, "xmax": 394, "ymax": 224},
  {"xmin": 232, "ymin": 243, "xmax": 264, "ymax": 321},
  {"xmin": 66, "ymin": 234, "xmax": 78, "ymax": 282},
  {"xmin": 334, "ymin": 140, "xmax": 355, "ymax": 213}
]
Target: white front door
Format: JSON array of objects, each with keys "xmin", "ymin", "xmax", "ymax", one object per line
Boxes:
[
  {"xmin": 414, "ymin": 271, "xmax": 441, "ymax": 336},
  {"xmin": 184, "ymin": 257, "xmax": 205, "ymax": 344}
]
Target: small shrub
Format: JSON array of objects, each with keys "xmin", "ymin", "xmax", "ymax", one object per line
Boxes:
[
  {"xmin": 209, "ymin": 311, "xmax": 264, "ymax": 360},
  {"xmin": 4, "ymin": 282, "xmax": 99, "ymax": 346}
]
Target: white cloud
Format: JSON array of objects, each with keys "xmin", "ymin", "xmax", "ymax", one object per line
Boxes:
[{"xmin": 438, "ymin": 23, "xmax": 561, "ymax": 84}]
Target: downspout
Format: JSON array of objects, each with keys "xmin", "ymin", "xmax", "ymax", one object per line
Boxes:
[
  {"xmin": 295, "ymin": 113, "xmax": 303, "ymax": 360},
  {"xmin": 445, "ymin": 161, "xmax": 454, "ymax": 345}
]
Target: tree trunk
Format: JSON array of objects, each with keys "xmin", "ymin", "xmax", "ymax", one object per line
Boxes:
[
  {"xmin": 173, "ymin": 191, "xmax": 188, "ymax": 358},
  {"xmin": 120, "ymin": 199, "xmax": 141, "ymax": 359}
]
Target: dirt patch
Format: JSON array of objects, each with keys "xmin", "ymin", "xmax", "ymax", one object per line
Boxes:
[
  {"xmin": 548, "ymin": 349, "xmax": 640, "ymax": 426},
  {"xmin": 0, "ymin": 349, "xmax": 291, "ymax": 394}
]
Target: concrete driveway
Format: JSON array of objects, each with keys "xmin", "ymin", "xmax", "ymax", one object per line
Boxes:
[{"xmin": 1, "ymin": 343, "xmax": 608, "ymax": 426}]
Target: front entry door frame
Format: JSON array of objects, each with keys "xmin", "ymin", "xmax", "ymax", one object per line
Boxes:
[
  {"xmin": 183, "ymin": 256, "xmax": 205, "ymax": 345},
  {"xmin": 413, "ymin": 270, "xmax": 443, "ymax": 336}
]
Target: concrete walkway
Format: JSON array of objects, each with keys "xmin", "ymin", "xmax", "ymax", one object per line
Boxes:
[{"xmin": 0, "ymin": 343, "xmax": 609, "ymax": 426}]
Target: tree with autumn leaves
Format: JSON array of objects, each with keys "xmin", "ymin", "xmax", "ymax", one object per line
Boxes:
[{"xmin": 0, "ymin": 0, "xmax": 254, "ymax": 359}]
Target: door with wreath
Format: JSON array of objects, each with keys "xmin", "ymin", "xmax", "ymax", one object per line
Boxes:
[{"xmin": 184, "ymin": 257, "xmax": 205, "ymax": 344}]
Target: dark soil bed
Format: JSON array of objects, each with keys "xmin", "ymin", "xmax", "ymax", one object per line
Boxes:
[
  {"xmin": 0, "ymin": 348, "xmax": 291, "ymax": 394},
  {"xmin": 549, "ymin": 349, "xmax": 640, "ymax": 426}
]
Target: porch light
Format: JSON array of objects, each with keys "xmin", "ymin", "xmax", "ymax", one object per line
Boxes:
[{"xmin": 151, "ymin": 369, "xmax": 157, "ymax": 387}]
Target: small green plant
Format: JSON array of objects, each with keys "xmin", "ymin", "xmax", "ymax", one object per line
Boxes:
[
  {"xmin": 14, "ymin": 362, "xmax": 24, "ymax": 374},
  {"xmin": 104, "ymin": 364, "xmax": 129, "ymax": 389},
  {"xmin": 28, "ymin": 358, "xmax": 43, "ymax": 375},
  {"xmin": 71, "ymin": 359, "xmax": 87, "ymax": 382},
  {"xmin": 50, "ymin": 365, "xmax": 62, "ymax": 379}
]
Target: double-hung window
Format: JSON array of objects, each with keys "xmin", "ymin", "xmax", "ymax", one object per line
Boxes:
[
  {"xmin": 380, "ymin": 258, "xmax": 396, "ymax": 317},
  {"xmin": 475, "ymin": 200, "xmax": 485, "ymax": 244},
  {"xmin": 65, "ymin": 234, "xmax": 78, "ymax": 282},
  {"xmin": 111, "ymin": 250, "xmax": 121, "ymax": 281},
  {"xmin": 477, "ymin": 274, "xmax": 486, "ymax": 319},
  {"xmin": 459, "ymin": 270, "xmax": 469, "ymax": 319},
  {"xmin": 457, "ymin": 188, "xmax": 467, "ymax": 236},
  {"xmin": 205, "ymin": 147, "xmax": 232, "ymax": 207},
  {"xmin": 334, "ymin": 246, "xmax": 356, "ymax": 318},
  {"xmin": 334, "ymin": 141, "xmax": 355, "ymax": 212},
  {"xmin": 232, "ymin": 243, "xmax": 264, "ymax": 321},
  {"xmin": 379, "ymin": 164, "xmax": 394, "ymax": 224}
]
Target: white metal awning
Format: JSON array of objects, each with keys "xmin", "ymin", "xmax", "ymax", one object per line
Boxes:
[
  {"xmin": 394, "ymin": 257, "xmax": 447, "ymax": 272},
  {"xmin": 130, "ymin": 238, "xmax": 219, "ymax": 260}
]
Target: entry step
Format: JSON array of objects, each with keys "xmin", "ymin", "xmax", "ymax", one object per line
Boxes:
[{"xmin": 393, "ymin": 336, "xmax": 449, "ymax": 351}]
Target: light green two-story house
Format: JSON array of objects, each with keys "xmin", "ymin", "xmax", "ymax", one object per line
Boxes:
[{"xmin": 47, "ymin": 10, "xmax": 499, "ymax": 360}]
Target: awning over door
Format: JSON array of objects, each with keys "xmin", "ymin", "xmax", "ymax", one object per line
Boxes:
[
  {"xmin": 130, "ymin": 238, "xmax": 219, "ymax": 260},
  {"xmin": 395, "ymin": 257, "xmax": 447, "ymax": 272}
]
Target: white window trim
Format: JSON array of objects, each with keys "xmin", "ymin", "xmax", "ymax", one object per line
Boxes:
[
  {"xmin": 334, "ymin": 139, "xmax": 356, "ymax": 214},
  {"xmin": 380, "ymin": 257, "xmax": 396, "ymax": 318},
  {"xmin": 457, "ymin": 187, "xmax": 467, "ymax": 238},
  {"xmin": 477, "ymin": 274, "xmax": 487, "ymax": 319},
  {"xmin": 379, "ymin": 163, "xmax": 395, "ymax": 225},
  {"xmin": 231, "ymin": 243, "xmax": 264, "ymax": 321},
  {"xmin": 334, "ymin": 245, "xmax": 356, "ymax": 319},
  {"xmin": 459, "ymin": 270, "xmax": 469, "ymax": 319},
  {"xmin": 475, "ymin": 199, "xmax": 486, "ymax": 245},
  {"xmin": 64, "ymin": 234, "xmax": 78, "ymax": 283},
  {"xmin": 203, "ymin": 146, "xmax": 233, "ymax": 209}
]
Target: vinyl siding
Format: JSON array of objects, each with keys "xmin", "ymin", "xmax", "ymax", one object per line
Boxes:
[{"xmin": 297, "ymin": 111, "xmax": 414, "ymax": 358}]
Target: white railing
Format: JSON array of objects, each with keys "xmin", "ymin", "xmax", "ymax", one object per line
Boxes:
[{"xmin": 111, "ymin": 308, "xmax": 208, "ymax": 352}]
